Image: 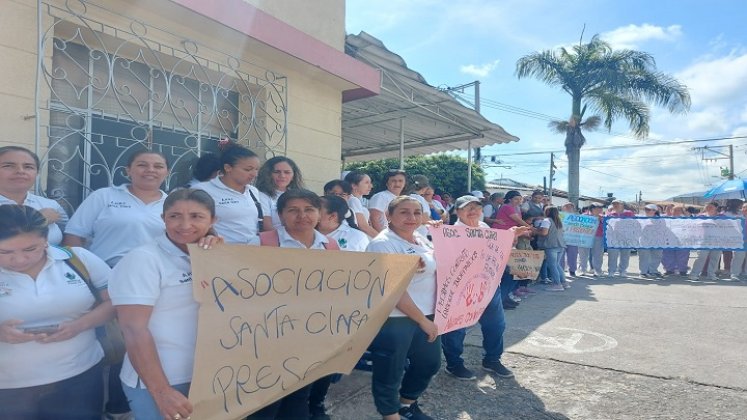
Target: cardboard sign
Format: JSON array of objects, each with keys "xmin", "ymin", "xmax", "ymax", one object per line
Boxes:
[
  {"xmin": 508, "ymin": 250, "xmax": 545, "ymax": 280},
  {"xmin": 429, "ymin": 225, "xmax": 513, "ymax": 334},
  {"xmin": 604, "ymin": 216, "xmax": 746, "ymax": 250},
  {"xmin": 561, "ymin": 212, "xmax": 600, "ymax": 248},
  {"xmin": 187, "ymin": 244, "xmax": 419, "ymax": 419}
]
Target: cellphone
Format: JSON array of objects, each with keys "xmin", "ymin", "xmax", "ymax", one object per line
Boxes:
[{"xmin": 22, "ymin": 324, "xmax": 59, "ymax": 334}]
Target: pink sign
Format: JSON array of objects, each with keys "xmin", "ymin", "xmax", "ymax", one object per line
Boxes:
[{"xmin": 429, "ymin": 225, "xmax": 513, "ymax": 334}]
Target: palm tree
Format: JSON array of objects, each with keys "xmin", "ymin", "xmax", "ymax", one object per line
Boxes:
[{"xmin": 515, "ymin": 34, "xmax": 690, "ymax": 206}]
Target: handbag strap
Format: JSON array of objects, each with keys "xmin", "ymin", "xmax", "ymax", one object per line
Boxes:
[
  {"xmin": 61, "ymin": 246, "xmax": 102, "ymax": 305},
  {"xmin": 246, "ymin": 188, "xmax": 265, "ymax": 232}
]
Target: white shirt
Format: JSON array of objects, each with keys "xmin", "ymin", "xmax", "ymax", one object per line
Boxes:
[
  {"xmin": 366, "ymin": 229, "xmax": 436, "ymax": 317},
  {"xmin": 65, "ymin": 185, "xmax": 167, "ymax": 266},
  {"xmin": 109, "ymin": 234, "xmax": 198, "ymax": 388},
  {"xmin": 483, "ymin": 203, "xmax": 495, "ymax": 220},
  {"xmin": 0, "ymin": 193, "xmax": 68, "ymax": 245},
  {"xmin": 368, "ymin": 190, "xmax": 397, "ymax": 229},
  {"xmin": 0, "ymin": 246, "xmax": 110, "ymax": 388},
  {"xmin": 348, "ymin": 195, "xmax": 370, "ymax": 225},
  {"xmin": 258, "ymin": 190, "xmax": 283, "ymax": 230},
  {"xmin": 326, "ymin": 224, "xmax": 370, "ymax": 252},
  {"xmin": 276, "ymin": 226, "xmax": 331, "ymax": 250},
  {"xmin": 409, "ymin": 194, "xmax": 431, "ymax": 236},
  {"xmin": 194, "ymin": 178, "xmax": 260, "ymax": 244}
]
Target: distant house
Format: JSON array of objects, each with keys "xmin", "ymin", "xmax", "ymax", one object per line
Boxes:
[{"xmin": 486, "ymin": 178, "xmax": 607, "ymax": 209}]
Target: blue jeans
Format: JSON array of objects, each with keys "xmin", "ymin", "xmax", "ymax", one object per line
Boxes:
[
  {"xmin": 369, "ymin": 316, "xmax": 441, "ymax": 416},
  {"xmin": 123, "ymin": 382, "xmax": 190, "ymax": 420},
  {"xmin": 441, "ymin": 282, "xmax": 506, "ymax": 367},
  {"xmin": 545, "ymin": 247, "xmax": 566, "ymax": 286}
]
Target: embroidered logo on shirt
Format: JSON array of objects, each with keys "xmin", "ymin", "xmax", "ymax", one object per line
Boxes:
[
  {"xmin": 218, "ymin": 198, "xmax": 241, "ymax": 205},
  {"xmin": 0, "ymin": 286, "xmax": 11, "ymax": 297},
  {"xmin": 179, "ymin": 272, "xmax": 193, "ymax": 283},
  {"xmin": 65, "ymin": 272, "xmax": 83, "ymax": 284},
  {"xmin": 338, "ymin": 238, "xmax": 347, "ymax": 248},
  {"xmin": 107, "ymin": 200, "xmax": 132, "ymax": 208}
]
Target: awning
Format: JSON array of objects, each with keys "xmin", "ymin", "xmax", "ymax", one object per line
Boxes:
[{"xmin": 342, "ymin": 32, "xmax": 519, "ymax": 162}]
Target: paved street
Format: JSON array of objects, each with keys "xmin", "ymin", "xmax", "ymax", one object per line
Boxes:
[{"xmin": 327, "ymin": 257, "xmax": 747, "ymax": 419}]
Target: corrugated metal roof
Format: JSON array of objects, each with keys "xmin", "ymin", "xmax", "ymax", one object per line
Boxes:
[{"xmin": 342, "ymin": 32, "xmax": 519, "ymax": 162}]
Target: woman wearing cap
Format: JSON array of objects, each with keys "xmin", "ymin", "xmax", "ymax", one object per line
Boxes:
[
  {"xmin": 440, "ymin": 195, "xmax": 529, "ymax": 381},
  {"xmin": 638, "ymin": 205, "xmax": 664, "ymax": 278}
]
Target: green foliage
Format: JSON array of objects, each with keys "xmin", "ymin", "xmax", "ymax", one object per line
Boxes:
[{"xmin": 345, "ymin": 154, "xmax": 484, "ymax": 196}]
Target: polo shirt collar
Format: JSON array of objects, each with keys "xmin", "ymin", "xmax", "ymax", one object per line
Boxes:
[
  {"xmin": 277, "ymin": 226, "xmax": 329, "ymax": 248},
  {"xmin": 156, "ymin": 233, "xmax": 189, "ymax": 257}
]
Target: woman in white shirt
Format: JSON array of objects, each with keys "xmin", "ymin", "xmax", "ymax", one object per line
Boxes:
[
  {"xmin": 255, "ymin": 156, "xmax": 305, "ymax": 231},
  {"xmin": 63, "ymin": 150, "xmax": 169, "ymax": 267},
  {"xmin": 0, "ymin": 146, "xmax": 68, "ymax": 245},
  {"xmin": 194, "ymin": 144, "xmax": 262, "ymax": 244},
  {"xmin": 0, "ymin": 205, "xmax": 114, "ymax": 419},
  {"xmin": 317, "ymin": 195, "xmax": 370, "ymax": 252},
  {"xmin": 368, "ymin": 169, "xmax": 407, "ymax": 233},
  {"xmin": 251, "ymin": 189, "xmax": 337, "ymax": 420},
  {"xmin": 109, "ymin": 189, "xmax": 221, "ymax": 420},
  {"xmin": 365, "ymin": 196, "xmax": 440, "ymax": 420},
  {"xmin": 344, "ymin": 171, "xmax": 378, "ymax": 238}
]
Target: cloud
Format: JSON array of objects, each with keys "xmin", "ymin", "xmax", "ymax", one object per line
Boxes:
[
  {"xmin": 676, "ymin": 52, "xmax": 747, "ymax": 107},
  {"xmin": 601, "ymin": 24, "xmax": 682, "ymax": 49},
  {"xmin": 460, "ymin": 60, "xmax": 500, "ymax": 78}
]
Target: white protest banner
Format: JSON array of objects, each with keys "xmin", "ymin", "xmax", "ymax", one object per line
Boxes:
[
  {"xmin": 561, "ymin": 212, "xmax": 599, "ymax": 248},
  {"xmin": 187, "ymin": 244, "xmax": 419, "ymax": 419},
  {"xmin": 429, "ymin": 225, "xmax": 513, "ymax": 334},
  {"xmin": 509, "ymin": 250, "xmax": 545, "ymax": 280},
  {"xmin": 604, "ymin": 216, "xmax": 746, "ymax": 250}
]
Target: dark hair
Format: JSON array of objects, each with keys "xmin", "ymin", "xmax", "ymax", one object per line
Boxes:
[
  {"xmin": 544, "ymin": 206, "xmax": 563, "ymax": 229},
  {"xmin": 0, "ymin": 205, "xmax": 49, "ymax": 241},
  {"xmin": 0, "ymin": 146, "xmax": 40, "ymax": 169},
  {"xmin": 409, "ymin": 174, "xmax": 430, "ymax": 193},
  {"xmin": 726, "ymin": 199, "xmax": 744, "ymax": 214},
  {"xmin": 387, "ymin": 195, "xmax": 420, "ymax": 215},
  {"xmin": 277, "ymin": 189, "xmax": 321, "ymax": 214},
  {"xmin": 531, "ymin": 190, "xmax": 543, "ymax": 197},
  {"xmin": 256, "ymin": 156, "xmax": 305, "ymax": 196},
  {"xmin": 127, "ymin": 149, "xmax": 169, "ymax": 169},
  {"xmin": 504, "ymin": 190, "xmax": 521, "ymax": 204},
  {"xmin": 163, "ymin": 188, "xmax": 216, "ymax": 217},
  {"xmin": 323, "ymin": 179, "xmax": 352, "ymax": 195},
  {"xmin": 381, "ymin": 169, "xmax": 406, "ymax": 191},
  {"xmin": 191, "ymin": 153, "xmax": 222, "ymax": 182},
  {"xmin": 220, "ymin": 144, "xmax": 258, "ymax": 168},
  {"xmin": 344, "ymin": 170, "xmax": 368, "ymax": 187},
  {"xmin": 320, "ymin": 195, "xmax": 358, "ymax": 229}
]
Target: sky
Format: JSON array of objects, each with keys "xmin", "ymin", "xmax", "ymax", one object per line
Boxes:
[{"xmin": 345, "ymin": 0, "xmax": 747, "ymax": 202}]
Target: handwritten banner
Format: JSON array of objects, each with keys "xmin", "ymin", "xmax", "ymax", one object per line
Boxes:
[
  {"xmin": 187, "ymin": 244, "xmax": 419, "ymax": 419},
  {"xmin": 509, "ymin": 250, "xmax": 545, "ymax": 280},
  {"xmin": 429, "ymin": 225, "xmax": 513, "ymax": 334},
  {"xmin": 561, "ymin": 212, "xmax": 600, "ymax": 248},
  {"xmin": 604, "ymin": 216, "xmax": 746, "ymax": 250}
]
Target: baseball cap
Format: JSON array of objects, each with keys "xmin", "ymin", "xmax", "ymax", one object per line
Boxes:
[
  {"xmin": 470, "ymin": 190, "xmax": 485, "ymax": 199},
  {"xmin": 644, "ymin": 204, "xmax": 659, "ymax": 211},
  {"xmin": 456, "ymin": 195, "xmax": 483, "ymax": 209}
]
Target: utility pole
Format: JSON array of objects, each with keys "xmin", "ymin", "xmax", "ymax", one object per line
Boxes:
[
  {"xmin": 445, "ymin": 81, "xmax": 481, "ymax": 191},
  {"xmin": 548, "ymin": 152, "xmax": 556, "ymax": 205},
  {"xmin": 693, "ymin": 144, "xmax": 734, "ymax": 180}
]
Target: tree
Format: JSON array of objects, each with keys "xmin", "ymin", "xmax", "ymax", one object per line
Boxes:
[
  {"xmin": 345, "ymin": 154, "xmax": 485, "ymax": 196},
  {"xmin": 515, "ymin": 34, "xmax": 690, "ymax": 206}
]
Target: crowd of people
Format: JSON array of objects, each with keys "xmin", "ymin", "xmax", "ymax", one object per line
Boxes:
[{"xmin": 1, "ymin": 143, "xmax": 744, "ymax": 420}]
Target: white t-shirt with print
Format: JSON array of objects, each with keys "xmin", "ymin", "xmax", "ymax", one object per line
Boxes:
[
  {"xmin": 0, "ymin": 246, "xmax": 110, "ymax": 388},
  {"xmin": 410, "ymin": 194, "xmax": 430, "ymax": 236},
  {"xmin": 65, "ymin": 184, "xmax": 166, "ymax": 266},
  {"xmin": 326, "ymin": 224, "xmax": 370, "ymax": 252},
  {"xmin": 194, "ymin": 178, "xmax": 260, "ymax": 244},
  {"xmin": 0, "ymin": 193, "xmax": 68, "ymax": 245},
  {"xmin": 109, "ymin": 234, "xmax": 198, "ymax": 388},
  {"xmin": 366, "ymin": 229, "xmax": 436, "ymax": 317}
]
